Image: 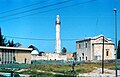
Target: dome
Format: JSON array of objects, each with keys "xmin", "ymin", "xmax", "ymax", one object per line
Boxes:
[{"xmin": 31, "ymin": 50, "xmax": 39, "ymax": 55}]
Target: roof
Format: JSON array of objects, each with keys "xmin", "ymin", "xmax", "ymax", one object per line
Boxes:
[
  {"xmin": 0, "ymin": 46, "xmax": 32, "ymax": 51},
  {"xmin": 76, "ymin": 34, "xmax": 112, "ymax": 43},
  {"xmin": 31, "ymin": 50, "xmax": 39, "ymax": 55}
]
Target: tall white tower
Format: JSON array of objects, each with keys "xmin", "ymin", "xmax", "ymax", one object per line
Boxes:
[{"xmin": 55, "ymin": 15, "xmax": 61, "ymax": 53}]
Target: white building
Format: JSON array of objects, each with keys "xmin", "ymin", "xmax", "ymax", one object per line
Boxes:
[
  {"xmin": 76, "ymin": 35, "xmax": 115, "ymax": 61},
  {"xmin": 31, "ymin": 51, "xmax": 68, "ymax": 61},
  {"xmin": 31, "ymin": 50, "xmax": 39, "ymax": 60},
  {"xmin": 40, "ymin": 52, "xmax": 67, "ymax": 61}
]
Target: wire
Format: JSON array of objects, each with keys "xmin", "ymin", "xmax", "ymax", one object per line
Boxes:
[
  {"xmin": 0, "ymin": 0, "xmax": 96, "ymax": 22},
  {"xmin": 0, "ymin": 0, "xmax": 73, "ymax": 19},
  {"xmin": 5, "ymin": 36, "xmax": 77, "ymax": 41},
  {"xmin": 6, "ymin": 36, "xmax": 55, "ymax": 41},
  {"xmin": 0, "ymin": 0, "xmax": 49, "ymax": 14}
]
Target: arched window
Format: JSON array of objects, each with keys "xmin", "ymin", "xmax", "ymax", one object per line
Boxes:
[
  {"xmin": 79, "ymin": 44, "xmax": 81, "ymax": 49},
  {"xmin": 106, "ymin": 51, "xmax": 109, "ymax": 56},
  {"xmin": 82, "ymin": 53, "xmax": 84, "ymax": 59},
  {"xmin": 86, "ymin": 57, "xmax": 87, "ymax": 60}
]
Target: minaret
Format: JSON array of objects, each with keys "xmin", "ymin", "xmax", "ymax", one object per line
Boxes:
[{"xmin": 55, "ymin": 15, "xmax": 61, "ymax": 53}]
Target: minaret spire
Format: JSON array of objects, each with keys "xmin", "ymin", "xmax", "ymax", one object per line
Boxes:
[{"xmin": 55, "ymin": 15, "xmax": 61, "ymax": 53}]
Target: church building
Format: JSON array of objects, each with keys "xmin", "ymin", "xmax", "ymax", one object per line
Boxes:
[{"xmin": 76, "ymin": 35, "xmax": 115, "ymax": 61}]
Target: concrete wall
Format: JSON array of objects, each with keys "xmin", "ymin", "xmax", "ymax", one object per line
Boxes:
[
  {"xmin": 16, "ymin": 50, "xmax": 31, "ymax": 64},
  {"xmin": 31, "ymin": 53, "xmax": 68, "ymax": 61}
]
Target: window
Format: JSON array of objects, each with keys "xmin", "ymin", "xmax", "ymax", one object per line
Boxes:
[
  {"xmin": 106, "ymin": 49, "xmax": 109, "ymax": 56},
  {"xmin": 82, "ymin": 57, "xmax": 84, "ymax": 59},
  {"xmin": 82, "ymin": 53, "xmax": 84, "ymax": 56},
  {"xmin": 82, "ymin": 53, "xmax": 84, "ymax": 60},
  {"xmin": 79, "ymin": 44, "xmax": 81, "ymax": 49},
  {"xmin": 80, "ymin": 57, "xmax": 81, "ymax": 61},
  {"xmin": 106, "ymin": 51, "xmax": 109, "ymax": 56},
  {"xmin": 85, "ymin": 43, "xmax": 87, "ymax": 48},
  {"xmin": 86, "ymin": 57, "xmax": 87, "ymax": 60}
]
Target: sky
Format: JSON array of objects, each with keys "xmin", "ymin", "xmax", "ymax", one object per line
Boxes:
[{"xmin": 0, "ymin": 0, "xmax": 120, "ymax": 52}]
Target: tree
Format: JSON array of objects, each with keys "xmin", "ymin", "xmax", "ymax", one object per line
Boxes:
[
  {"xmin": 0, "ymin": 28, "xmax": 7, "ymax": 46},
  {"xmin": 117, "ymin": 40, "xmax": 120, "ymax": 59},
  {"xmin": 73, "ymin": 52, "xmax": 77, "ymax": 60},
  {"xmin": 28, "ymin": 45, "xmax": 39, "ymax": 51},
  {"xmin": 61, "ymin": 47, "xmax": 67, "ymax": 55},
  {"xmin": 7, "ymin": 40, "xmax": 14, "ymax": 47},
  {"xmin": 0, "ymin": 28, "xmax": 21, "ymax": 47},
  {"xmin": 14, "ymin": 42, "xmax": 22, "ymax": 47}
]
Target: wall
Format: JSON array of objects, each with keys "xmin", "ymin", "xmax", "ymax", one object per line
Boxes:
[
  {"xmin": 76, "ymin": 35, "xmax": 115, "ymax": 61},
  {"xmin": 77, "ymin": 40, "xmax": 91, "ymax": 61},
  {"xmin": 15, "ymin": 50, "xmax": 31, "ymax": 64},
  {"xmin": 93, "ymin": 44, "xmax": 115, "ymax": 60}
]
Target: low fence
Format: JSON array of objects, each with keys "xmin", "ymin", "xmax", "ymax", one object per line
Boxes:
[
  {"xmin": 31, "ymin": 60, "xmax": 74, "ymax": 65},
  {"xmin": 91, "ymin": 59, "xmax": 120, "ymax": 63}
]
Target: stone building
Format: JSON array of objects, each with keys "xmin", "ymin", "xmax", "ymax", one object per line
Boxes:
[
  {"xmin": 76, "ymin": 35, "xmax": 115, "ymax": 61},
  {"xmin": 0, "ymin": 46, "xmax": 32, "ymax": 64}
]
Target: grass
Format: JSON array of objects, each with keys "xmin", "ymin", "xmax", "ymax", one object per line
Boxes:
[
  {"xmin": 27, "ymin": 62, "xmax": 120, "ymax": 73},
  {"xmin": 1, "ymin": 62, "xmax": 120, "ymax": 76},
  {"xmin": 16, "ymin": 63, "xmax": 101, "ymax": 76},
  {"xmin": 104, "ymin": 62, "xmax": 120, "ymax": 70},
  {"xmin": 24, "ymin": 63, "xmax": 101, "ymax": 75},
  {"xmin": 28, "ymin": 64, "xmax": 71, "ymax": 73},
  {"xmin": 75, "ymin": 63, "xmax": 100, "ymax": 73}
]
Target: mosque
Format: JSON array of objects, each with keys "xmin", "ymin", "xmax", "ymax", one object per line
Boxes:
[{"xmin": 31, "ymin": 15, "xmax": 73, "ymax": 61}]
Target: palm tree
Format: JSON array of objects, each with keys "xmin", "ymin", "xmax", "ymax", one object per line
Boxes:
[{"xmin": 7, "ymin": 40, "xmax": 15, "ymax": 47}]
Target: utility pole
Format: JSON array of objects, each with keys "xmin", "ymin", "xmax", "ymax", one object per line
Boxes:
[
  {"xmin": 102, "ymin": 36, "xmax": 104, "ymax": 74},
  {"xmin": 114, "ymin": 8, "xmax": 118, "ymax": 77}
]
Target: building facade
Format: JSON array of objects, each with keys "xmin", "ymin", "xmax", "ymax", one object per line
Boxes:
[
  {"xmin": 0, "ymin": 46, "xmax": 32, "ymax": 64},
  {"xmin": 76, "ymin": 35, "xmax": 115, "ymax": 61}
]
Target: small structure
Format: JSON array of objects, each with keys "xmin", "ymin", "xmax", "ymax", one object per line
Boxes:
[
  {"xmin": 31, "ymin": 50, "xmax": 39, "ymax": 56},
  {"xmin": 31, "ymin": 50, "xmax": 41, "ymax": 60},
  {"xmin": 0, "ymin": 46, "xmax": 32, "ymax": 64},
  {"xmin": 40, "ymin": 52, "xmax": 67, "ymax": 61},
  {"xmin": 76, "ymin": 35, "xmax": 115, "ymax": 61},
  {"xmin": 31, "ymin": 52, "xmax": 73, "ymax": 61}
]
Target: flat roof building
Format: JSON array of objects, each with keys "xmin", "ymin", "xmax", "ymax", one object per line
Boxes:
[{"xmin": 0, "ymin": 46, "xmax": 32, "ymax": 64}]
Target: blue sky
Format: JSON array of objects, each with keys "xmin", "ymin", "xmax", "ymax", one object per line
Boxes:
[{"xmin": 0, "ymin": 0, "xmax": 120, "ymax": 52}]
